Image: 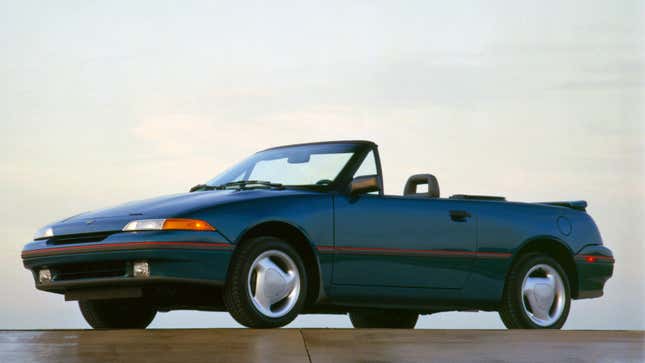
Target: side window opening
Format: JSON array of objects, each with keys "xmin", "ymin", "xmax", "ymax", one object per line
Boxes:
[
  {"xmin": 353, "ymin": 150, "xmax": 380, "ymax": 195},
  {"xmin": 354, "ymin": 150, "xmax": 377, "ymax": 178}
]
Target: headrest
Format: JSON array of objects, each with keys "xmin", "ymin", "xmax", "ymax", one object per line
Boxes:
[{"xmin": 404, "ymin": 174, "xmax": 440, "ymax": 198}]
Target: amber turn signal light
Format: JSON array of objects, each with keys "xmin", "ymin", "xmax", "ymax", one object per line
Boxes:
[
  {"xmin": 123, "ymin": 218, "xmax": 216, "ymax": 232},
  {"xmin": 162, "ymin": 218, "xmax": 216, "ymax": 231}
]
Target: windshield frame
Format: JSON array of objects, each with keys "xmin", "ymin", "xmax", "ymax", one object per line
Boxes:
[{"xmin": 205, "ymin": 141, "xmax": 377, "ymax": 193}]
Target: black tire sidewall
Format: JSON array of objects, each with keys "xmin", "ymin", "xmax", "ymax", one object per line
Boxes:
[
  {"xmin": 225, "ymin": 236, "xmax": 308, "ymax": 328},
  {"xmin": 79, "ymin": 299, "xmax": 156, "ymax": 329},
  {"xmin": 506, "ymin": 254, "xmax": 571, "ymax": 329},
  {"xmin": 349, "ymin": 310, "xmax": 419, "ymax": 329}
]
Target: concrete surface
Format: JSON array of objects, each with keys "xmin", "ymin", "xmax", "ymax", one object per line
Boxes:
[{"xmin": 0, "ymin": 329, "xmax": 642, "ymax": 363}]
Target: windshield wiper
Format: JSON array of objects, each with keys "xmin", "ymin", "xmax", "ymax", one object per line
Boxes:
[
  {"xmin": 223, "ymin": 180, "xmax": 285, "ymax": 190},
  {"xmin": 189, "ymin": 184, "xmax": 208, "ymax": 192},
  {"xmin": 190, "ymin": 180, "xmax": 284, "ymax": 192}
]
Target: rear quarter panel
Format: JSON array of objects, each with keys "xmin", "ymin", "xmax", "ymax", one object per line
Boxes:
[{"xmin": 463, "ymin": 200, "xmax": 603, "ymax": 305}]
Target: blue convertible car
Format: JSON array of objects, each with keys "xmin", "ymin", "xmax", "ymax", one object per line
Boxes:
[{"xmin": 22, "ymin": 140, "xmax": 614, "ymax": 329}]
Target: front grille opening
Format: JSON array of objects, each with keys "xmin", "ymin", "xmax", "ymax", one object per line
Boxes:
[
  {"xmin": 49, "ymin": 232, "xmax": 115, "ymax": 245},
  {"xmin": 53, "ymin": 261, "xmax": 127, "ymax": 281}
]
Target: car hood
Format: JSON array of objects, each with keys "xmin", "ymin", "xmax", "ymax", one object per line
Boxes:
[
  {"xmin": 64, "ymin": 190, "xmax": 243, "ymax": 221},
  {"xmin": 50, "ymin": 189, "xmax": 312, "ymax": 236}
]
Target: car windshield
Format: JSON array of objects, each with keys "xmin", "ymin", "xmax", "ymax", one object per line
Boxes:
[{"xmin": 205, "ymin": 143, "xmax": 360, "ymax": 188}]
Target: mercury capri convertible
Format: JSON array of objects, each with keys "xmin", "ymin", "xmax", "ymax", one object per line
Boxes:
[{"xmin": 22, "ymin": 140, "xmax": 614, "ymax": 329}]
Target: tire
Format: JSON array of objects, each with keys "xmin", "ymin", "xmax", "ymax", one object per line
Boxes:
[
  {"xmin": 349, "ymin": 310, "xmax": 419, "ymax": 329},
  {"xmin": 499, "ymin": 253, "xmax": 571, "ymax": 329},
  {"xmin": 79, "ymin": 299, "xmax": 156, "ymax": 329},
  {"xmin": 224, "ymin": 236, "xmax": 308, "ymax": 328}
]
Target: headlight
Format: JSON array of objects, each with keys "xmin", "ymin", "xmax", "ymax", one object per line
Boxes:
[
  {"xmin": 34, "ymin": 226, "xmax": 54, "ymax": 240},
  {"xmin": 122, "ymin": 218, "xmax": 216, "ymax": 232}
]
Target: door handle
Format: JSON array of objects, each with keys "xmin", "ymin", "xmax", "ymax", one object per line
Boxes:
[{"xmin": 450, "ymin": 210, "xmax": 471, "ymax": 222}]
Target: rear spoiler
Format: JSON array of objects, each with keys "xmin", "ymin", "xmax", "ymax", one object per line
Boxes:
[{"xmin": 539, "ymin": 200, "xmax": 588, "ymax": 211}]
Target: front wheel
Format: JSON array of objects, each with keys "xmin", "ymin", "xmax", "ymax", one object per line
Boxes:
[
  {"xmin": 499, "ymin": 253, "xmax": 571, "ymax": 329},
  {"xmin": 79, "ymin": 299, "xmax": 156, "ymax": 329},
  {"xmin": 349, "ymin": 310, "xmax": 419, "ymax": 329},
  {"xmin": 224, "ymin": 236, "xmax": 307, "ymax": 328}
]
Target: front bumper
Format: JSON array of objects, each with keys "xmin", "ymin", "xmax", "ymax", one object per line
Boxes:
[
  {"xmin": 574, "ymin": 245, "xmax": 614, "ymax": 299},
  {"xmin": 22, "ymin": 230, "xmax": 234, "ymax": 295}
]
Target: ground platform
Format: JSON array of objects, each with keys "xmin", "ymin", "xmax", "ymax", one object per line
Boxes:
[{"xmin": 0, "ymin": 329, "xmax": 643, "ymax": 363}]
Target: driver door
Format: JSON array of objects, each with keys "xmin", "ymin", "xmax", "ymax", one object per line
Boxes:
[{"xmin": 331, "ymin": 153, "xmax": 476, "ymax": 289}]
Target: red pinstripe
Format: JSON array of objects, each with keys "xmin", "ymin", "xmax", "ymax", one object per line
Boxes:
[
  {"xmin": 21, "ymin": 241, "xmax": 233, "ymax": 258},
  {"xmin": 316, "ymin": 245, "xmax": 510, "ymax": 258}
]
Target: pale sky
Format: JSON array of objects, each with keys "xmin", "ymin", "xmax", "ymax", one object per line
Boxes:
[{"xmin": 1, "ymin": 0, "xmax": 643, "ymax": 329}]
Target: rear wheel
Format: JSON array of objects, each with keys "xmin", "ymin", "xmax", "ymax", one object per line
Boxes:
[
  {"xmin": 224, "ymin": 236, "xmax": 307, "ymax": 328},
  {"xmin": 499, "ymin": 253, "xmax": 571, "ymax": 329},
  {"xmin": 79, "ymin": 299, "xmax": 156, "ymax": 329},
  {"xmin": 349, "ymin": 310, "xmax": 419, "ymax": 329}
]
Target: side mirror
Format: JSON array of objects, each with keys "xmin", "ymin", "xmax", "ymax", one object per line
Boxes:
[{"xmin": 350, "ymin": 175, "xmax": 380, "ymax": 195}]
